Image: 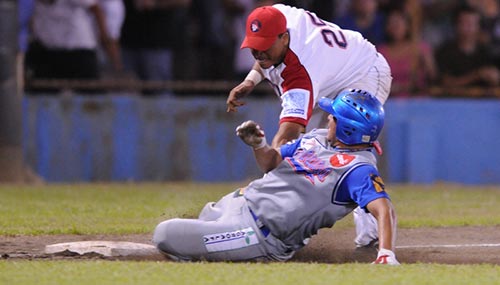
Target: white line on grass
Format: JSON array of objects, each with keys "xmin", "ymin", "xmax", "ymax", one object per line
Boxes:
[{"xmin": 396, "ymin": 243, "xmax": 500, "ymax": 249}]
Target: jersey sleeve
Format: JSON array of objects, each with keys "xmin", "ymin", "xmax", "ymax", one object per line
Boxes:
[
  {"xmin": 278, "ymin": 50, "xmax": 314, "ymax": 127},
  {"xmin": 340, "ymin": 164, "xmax": 390, "ymax": 210},
  {"xmin": 279, "ymin": 138, "xmax": 302, "ymax": 158}
]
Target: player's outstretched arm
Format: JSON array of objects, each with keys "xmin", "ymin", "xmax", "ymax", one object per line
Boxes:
[
  {"xmin": 271, "ymin": 121, "xmax": 306, "ymax": 148},
  {"xmin": 366, "ymin": 198, "xmax": 400, "ymax": 265},
  {"xmin": 227, "ymin": 81, "xmax": 254, "ymax": 112},
  {"xmin": 227, "ymin": 63, "xmax": 264, "ymax": 113},
  {"xmin": 236, "ymin": 120, "xmax": 282, "ymax": 172}
]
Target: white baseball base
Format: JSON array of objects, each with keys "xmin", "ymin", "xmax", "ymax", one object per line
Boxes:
[{"xmin": 45, "ymin": 241, "xmax": 159, "ymax": 257}]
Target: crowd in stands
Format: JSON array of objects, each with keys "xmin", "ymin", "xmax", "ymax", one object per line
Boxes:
[{"xmin": 19, "ymin": 0, "xmax": 500, "ymax": 97}]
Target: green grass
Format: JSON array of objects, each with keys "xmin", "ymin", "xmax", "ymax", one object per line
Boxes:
[
  {"xmin": 1, "ymin": 183, "xmax": 499, "ymax": 285},
  {"xmin": 0, "ymin": 183, "xmax": 498, "ymax": 235},
  {"xmin": 1, "ymin": 261, "xmax": 499, "ymax": 285},
  {"xmin": 0, "ymin": 183, "xmax": 238, "ymax": 235},
  {"xmin": 388, "ymin": 184, "xmax": 500, "ymax": 228}
]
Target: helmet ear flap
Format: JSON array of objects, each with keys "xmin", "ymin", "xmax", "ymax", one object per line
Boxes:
[{"xmin": 337, "ymin": 122, "xmax": 354, "ymax": 137}]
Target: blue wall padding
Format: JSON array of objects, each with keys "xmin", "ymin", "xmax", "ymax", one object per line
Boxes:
[
  {"xmin": 384, "ymin": 98, "xmax": 500, "ymax": 184},
  {"xmin": 23, "ymin": 95, "xmax": 500, "ymax": 184}
]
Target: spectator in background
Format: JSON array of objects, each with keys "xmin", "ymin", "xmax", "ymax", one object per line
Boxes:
[
  {"xmin": 330, "ymin": 0, "xmax": 350, "ymax": 20},
  {"xmin": 18, "ymin": 0, "xmax": 35, "ymax": 93},
  {"xmin": 191, "ymin": 0, "xmax": 272, "ymax": 81},
  {"xmin": 378, "ymin": 9, "xmax": 437, "ymax": 98},
  {"xmin": 278, "ymin": 0, "xmax": 336, "ymax": 17},
  {"xmin": 334, "ymin": 0, "xmax": 386, "ymax": 45},
  {"xmin": 96, "ymin": 0, "xmax": 125, "ymax": 77},
  {"xmin": 25, "ymin": 0, "xmax": 114, "ymax": 89},
  {"xmin": 419, "ymin": 0, "xmax": 458, "ymax": 49},
  {"xmin": 18, "ymin": 0, "xmax": 34, "ymax": 55},
  {"xmin": 233, "ymin": 0, "xmax": 261, "ymax": 80},
  {"xmin": 467, "ymin": 0, "xmax": 500, "ymax": 66},
  {"xmin": 305, "ymin": 0, "xmax": 336, "ymax": 22},
  {"xmin": 119, "ymin": 0, "xmax": 191, "ymax": 94},
  {"xmin": 435, "ymin": 4, "xmax": 499, "ymax": 93},
  {"xmin": 191, "ymin": 0, "xmax": 241, "ymax": 81}
]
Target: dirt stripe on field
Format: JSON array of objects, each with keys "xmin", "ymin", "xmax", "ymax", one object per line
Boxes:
[{"xmin": 1, "ymin": 226, "xmax": 499, "ymax": 264}]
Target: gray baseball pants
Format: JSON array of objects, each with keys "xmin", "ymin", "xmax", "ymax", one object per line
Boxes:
[{"xmin": 153, "ymin": 190, "xmax": 294, "ymax": 261}]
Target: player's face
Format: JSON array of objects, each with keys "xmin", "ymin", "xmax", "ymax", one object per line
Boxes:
[
  {"xmin": 251, "ymin": 32, "xmax": 289, "ymax": 69},
  {"xmin": 327, "ymin": 114, "xmax": 337, "ymax": 143}
]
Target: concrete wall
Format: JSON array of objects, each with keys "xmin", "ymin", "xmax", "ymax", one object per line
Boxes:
[{"xmin": 23, "ymin": 95, "xmax": 500, "ymax": 184}]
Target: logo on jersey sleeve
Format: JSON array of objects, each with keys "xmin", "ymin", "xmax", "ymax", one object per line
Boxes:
[
  {"xmin": 370, "ymin": 174, "xmax": 385, "ymax": 193},
  {"xmin": 281, "ymin": 89, "xmax": 309, "ymax": 119},
  {"xmin": 329, "ymin": 154, "xmax": 355, "ymax": 167}
]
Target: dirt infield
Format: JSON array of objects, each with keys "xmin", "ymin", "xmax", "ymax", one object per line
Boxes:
[{"xmin": 1, "ymin": 226, "xmax": 499, "ymax": 264}]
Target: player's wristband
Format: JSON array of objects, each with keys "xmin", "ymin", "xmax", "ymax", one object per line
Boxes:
[
  {"xmin": 244, "ymin": 70, "xmax": 263, "ymax": 85},
  {"xmin": 253, "ymin": 137, "xmax": 267, "ymax": 150}
]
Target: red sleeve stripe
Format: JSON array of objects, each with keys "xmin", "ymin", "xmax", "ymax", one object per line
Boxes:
[
  {"xmin": 280, "ymin": 50, "xmax": 314, "ymax": 124},
  {"xmin": 279, "ymin": 116, "xmax": 308, "ymax": 127}
]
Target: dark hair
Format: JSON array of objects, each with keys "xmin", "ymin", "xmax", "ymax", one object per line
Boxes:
[
  {"xmin": 452, "ymin": 4, "xmax": 479, "ymax": 25},
  {"xmin": 384, "ymin": 8, "xmax": 412, "ymax": 43}
]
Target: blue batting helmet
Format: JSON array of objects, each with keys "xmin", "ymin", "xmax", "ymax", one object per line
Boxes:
[{"xmin": 318, "ymin": 89, "xmax": 384, "ymax": 145}]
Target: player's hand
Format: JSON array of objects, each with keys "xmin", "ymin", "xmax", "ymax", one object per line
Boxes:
[
  {"xmin": 236, "ymin": 120, "xmax": 267, "ymax": 150},
  {"xmin": 372, "ymin": 249, "xmax": 400, "ymax": 265},
  {"xmin": 226, "ymin": 81, "xmax": 255, "ymax": 113}
]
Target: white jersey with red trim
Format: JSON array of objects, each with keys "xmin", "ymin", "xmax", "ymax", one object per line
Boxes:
[{"xmin": 262, "ymin": 4, "xmax": 380, "ymax": 127}]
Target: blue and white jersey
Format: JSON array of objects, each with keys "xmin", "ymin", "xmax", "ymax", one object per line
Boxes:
[{"xmin": 244, "ymin": 129, "xmax": 389, "ymax": 249}]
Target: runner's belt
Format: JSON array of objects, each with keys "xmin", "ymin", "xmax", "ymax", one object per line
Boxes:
[{"xmin": 249, "ymin": 208, "xmax": 270, "ymax": 238}]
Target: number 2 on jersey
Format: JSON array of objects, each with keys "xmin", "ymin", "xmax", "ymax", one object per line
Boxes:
[{"xmin": 306, "ymin": 11, "xmax": 348, "ymax": 49}]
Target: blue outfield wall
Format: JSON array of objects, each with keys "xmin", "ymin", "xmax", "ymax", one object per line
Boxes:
[
  {"xmin": 384, "ymin": 98, "xmax": 500, "ymax": 185},
  {"xmin": 23, "ymin": 95, "xmax": 500, "ymax": 184},
  {"xmin": 23, "ymin": 95, "xmax": 282, "ymax": 182}
]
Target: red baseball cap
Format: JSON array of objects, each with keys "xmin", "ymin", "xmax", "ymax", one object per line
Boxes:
[{"xmin": 240, "ymin": 6, "xmax": 287, "ymax": 51}]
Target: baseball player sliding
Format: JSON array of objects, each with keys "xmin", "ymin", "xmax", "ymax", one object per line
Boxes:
[
  {"xmin": 226, "ymin": 4, "xmax": 392, "ymax": 251},
  {"xmin": 154, "ymin": 90, "xmax": 400, "ymax": 265}
]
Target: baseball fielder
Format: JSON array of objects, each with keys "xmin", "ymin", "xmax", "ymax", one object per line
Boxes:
[
  {"xmin": 226, "ymin": 4, "xmax": 389, "ymax": 250},
  {"xmin": 154, "ymin": 90, "xmax": 400, "ymax": 264}
]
